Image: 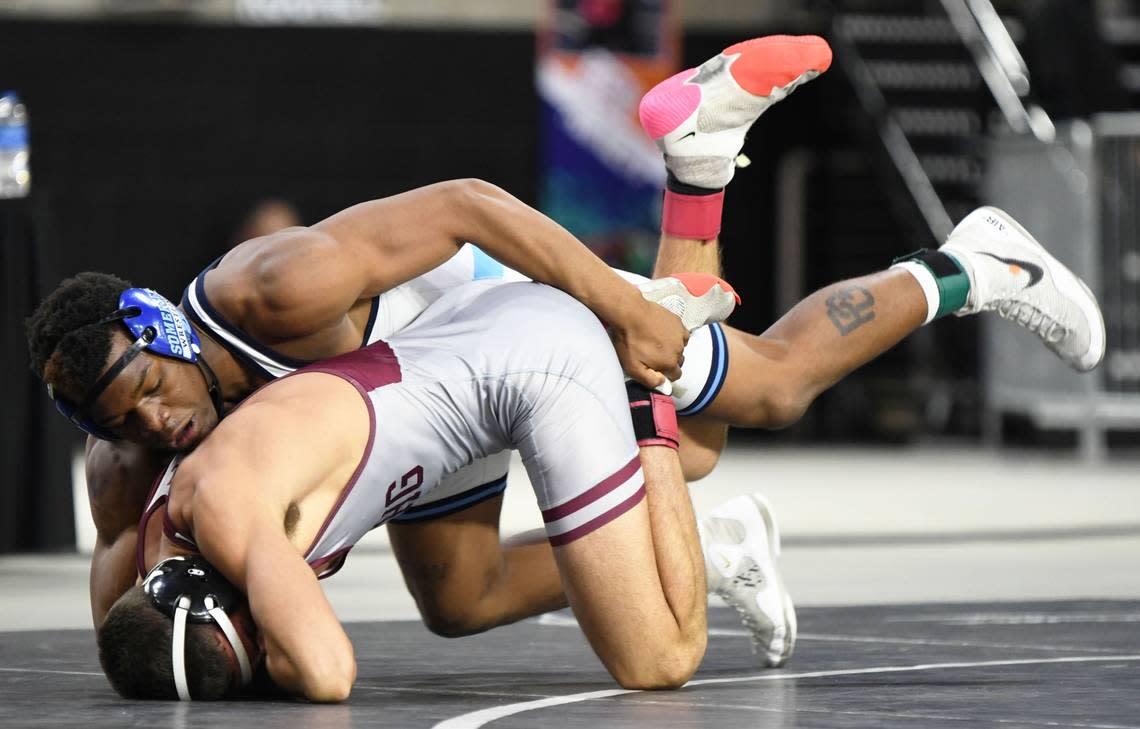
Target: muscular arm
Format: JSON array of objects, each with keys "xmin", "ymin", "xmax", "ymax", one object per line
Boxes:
[
  {"xmin": 210, "ymin": 179, "xmax": 686, "ymax": 385},
  {"xmin": 86, "ymin": 439, "xmax": 167, "ymax": 629},
  {"xmin": 168, "ymin": 382, "xmax": 366, "ymax": 701},
  {"xmin": 189, "ymin": 476, "xmax": 355, "ymax": 703}
]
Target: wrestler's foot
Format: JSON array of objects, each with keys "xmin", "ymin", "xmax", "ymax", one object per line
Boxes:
[
  {"xmin": 638, "ymin": 272, "xmax": 740, "ymax": 332},
  {"xmin": 638, "ymin": 35, "xmax": 832, "ymax": 189},
  {"xmin": 942, "ymin": 207, "xmax": 1106, "ymax": 371},
  {"xmin": 702, "ymin": 493, "xmax": 796, "ymax": 667}
]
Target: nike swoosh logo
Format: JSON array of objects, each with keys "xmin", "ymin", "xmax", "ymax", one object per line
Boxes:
[
  {"xmin": 979, "ymin": 252, "xmax": 1044, "ymax": 287},
  {"xmin": 677, "ymin": 131, "xmax": 696, "ymax": 141}
]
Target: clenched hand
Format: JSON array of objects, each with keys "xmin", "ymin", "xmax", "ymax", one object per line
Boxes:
[{"xmin": 609, "ymin": 295, "xmax": 689, "ymax": 389}]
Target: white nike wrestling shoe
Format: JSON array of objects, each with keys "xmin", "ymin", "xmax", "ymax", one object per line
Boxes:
[
  {"xmin": 941, "ymin": 206, "xmax": 1106, "ymax": 372},
  {"xmin": 638, "ymin": 35, "xmax": 833, "ymax": 189},
  {"xmin": 637, "ymin": 272, "xmax": 740, "ymax": 332},
  {"xmin": 702, "ymin": 493, "xmax": 796, "ymax": 667}
]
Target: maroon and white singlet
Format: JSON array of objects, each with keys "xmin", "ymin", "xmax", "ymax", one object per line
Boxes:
[{"xmin": 142, "ymin": 281, "xmax": 647, "ymax": 576}]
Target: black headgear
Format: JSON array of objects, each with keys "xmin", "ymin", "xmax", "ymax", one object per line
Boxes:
[{"xmin": 142, "ymin": 555, "xmax": 252, "ymax": 700}]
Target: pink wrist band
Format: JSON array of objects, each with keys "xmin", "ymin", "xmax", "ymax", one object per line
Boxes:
[
  {"xmin": 630, "ymin": 391, "xmax": 680, "ymax": 449},
  {"xmin": 662, "ymin": 188, "xmax": 724, "ymax": 240}
]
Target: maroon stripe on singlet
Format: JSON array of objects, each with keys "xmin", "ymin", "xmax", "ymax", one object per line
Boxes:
[
  {"xmin": 291, "ymin": 339, "xmax": 402, "ymax": 391},
  {"xmin": 547, "ymin": 484, "xmax": 646, "ymax": 547},
  {"xmin": 310, "ymin": 547, "xmax": 352, "ymax": 580},
  {"xmin": 296, "ymin": 343, "xmax": 398, "ymax": 566},
  {"xmin": 540, "ymin": 455, "xmax": 640, "ymax": 523},
  {"xmin": 136, "ymin": 496, "xmax": 166, "ymax": 579},
  {"xmin": 135, "ymin": 458, "xmax": 177, "ymax": 578},
  {"xmin": 162, "ymin": 509, "xmax": 198, "ymax": 550}
]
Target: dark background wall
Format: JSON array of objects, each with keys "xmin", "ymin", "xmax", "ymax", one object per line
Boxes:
[
  {"xmin": 0, "ymin": 20, "xmax": 553, "ymax": 551},
  {"xmin": 0, "ymin": 18, "xmax": 908, "ymax": 551},
  {"xmin": 1, "ymin": 21, "xmax": 545, "ymax": 296}
]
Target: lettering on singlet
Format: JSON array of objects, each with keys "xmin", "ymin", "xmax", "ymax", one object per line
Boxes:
[{"xmin": 380, "ymin": 465, "xmax": 425, "ymax": 523}]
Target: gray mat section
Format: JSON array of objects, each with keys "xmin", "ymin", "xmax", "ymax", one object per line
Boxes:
[{"xmin": 1, "ymin": 602, "xmax": 1138, "ymax": 728}]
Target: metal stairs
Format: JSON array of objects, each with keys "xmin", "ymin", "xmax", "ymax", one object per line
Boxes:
[
  {"xmin": 1100, "ymin": 0, "xmax": 1140, "ymax": 106},
  {"xmin": 829, "ymin": 0, "xmax": 1048, "ymax": 243}
]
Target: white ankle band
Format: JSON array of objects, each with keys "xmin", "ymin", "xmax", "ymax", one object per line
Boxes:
[{"xmin": 891, "ymin": 260, "xmax": 940, "ymax": 325}]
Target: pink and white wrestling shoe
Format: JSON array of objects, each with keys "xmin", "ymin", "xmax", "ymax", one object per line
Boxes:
[
  {"xmin": 638, "ymin": 35, "xmax": 833, "ymax": 190},
  {"xmin": 637, "ymin": 272, "xmax": 740, "ymax": 332}
]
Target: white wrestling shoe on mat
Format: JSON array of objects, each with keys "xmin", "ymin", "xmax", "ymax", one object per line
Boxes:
[
  {"xmin": 637, "ymin": 272, "xmax": 740, "ymax": 332},
  {"xmin": 942, "ymin": 206, "xmax": 1106, "ymax": 372},
  {"xmin": 702, "ymin": 493, "xmax": 796, "ymax": 667},
  {"xmin": 638, "ymin": 35, "xmax": 833, "ymax": 189}
]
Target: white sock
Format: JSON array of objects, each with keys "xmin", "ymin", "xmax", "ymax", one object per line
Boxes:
[{"xmin": 891, "ymin": 260, "xmax": 941, "ymax": 325}]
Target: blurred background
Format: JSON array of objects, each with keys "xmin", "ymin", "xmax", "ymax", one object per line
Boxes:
[{"xmin": 0, "ymin": 0, "xmax": 1137, "ymax": 565}]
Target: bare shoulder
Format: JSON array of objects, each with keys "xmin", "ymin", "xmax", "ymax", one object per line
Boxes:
[
  {"xmin": 191, "ymin": 372, "xmax": 368, "ymax": 468},
  {"xmin": 200, "ymin": 224, "xmax": 364, "ymax": 342},
  {"xmin": 207, "ymin": 227, "xmax": 340, "ymax": 309},
  {"xmin": 174, "ymin": 371, "xmax": 369, "ymax": 512}
]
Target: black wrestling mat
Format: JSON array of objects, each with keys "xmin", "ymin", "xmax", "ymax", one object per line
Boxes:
[{"xmin": 2, "ymin": 602, "xmax": 1138, "ymax": 728}]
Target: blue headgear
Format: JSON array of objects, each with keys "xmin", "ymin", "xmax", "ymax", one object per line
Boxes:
[
  {"xmin": 46, "ymin": 288, "xmax": 222, "ymax": 439},
  {"xmin": 143, "ymin": 555, "xmax": 253, "ymax": 700}
]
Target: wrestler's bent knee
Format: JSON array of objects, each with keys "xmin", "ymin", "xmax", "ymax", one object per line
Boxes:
[
  {"xmin": 759, "ymin": 389, "xmax": 811, "ymax": 430},
  {"xmin": 678, "ymin": 445, "xmax": 721, "ymax": 482},
  {"xmin": 416, "ymin": 601, "xmax": 497, "ymax": 639},
  {"xmin": 608, "ymin": 640, "xmax": 704, "ymax": 690}
]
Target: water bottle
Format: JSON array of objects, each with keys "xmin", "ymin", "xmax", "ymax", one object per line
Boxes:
[{"xmin": 0, "ymin": 91, "xmax": 30, "ymax": 199}]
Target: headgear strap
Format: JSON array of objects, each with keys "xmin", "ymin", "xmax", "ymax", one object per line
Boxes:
[
  {"xmin": 74, "ymin": 316, "xmax": 155, "ymax": 419},
  {"xmin": 143, "ymin": 556, "xmax": 253, "ymax": 701},
  {"xmin": 193, "ymin": 355, "xmax": 224, "ymax": 424},
  {"xmin": 47, "ymin": 289, "xmax": 224, "ymax": 440}
]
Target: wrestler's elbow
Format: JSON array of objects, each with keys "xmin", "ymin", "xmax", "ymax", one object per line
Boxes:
[
  {"xmin": 308, "ymin": 649, "xmax": 356, "ymax": 703},
  {"xmin": 445, "ymin": 178, "xmax": 515, "ymax": 227},
  {"xmin": 447, "ymin": 177, "xmax": 503, "ymax": 203},
  {"xmin": 306, "ymin": 629, "xmax": 357, "ymax": 702},
  {"xmin": 271, "ymin": 645, "xmax": 356, "ymax": 703},
  {"xmin": 302, "ymin": 666, "xmax": 355, "ymax": 703}
]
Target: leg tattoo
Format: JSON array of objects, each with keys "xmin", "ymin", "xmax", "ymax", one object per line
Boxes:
[{"xmin": 825, "ymin": 286, "xmax": 876, "ymax": 335}]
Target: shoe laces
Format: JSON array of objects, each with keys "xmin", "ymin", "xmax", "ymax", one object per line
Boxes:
[{"xmin": 993, "ymin": 300, "xmax": 1068, "ymax": 344}]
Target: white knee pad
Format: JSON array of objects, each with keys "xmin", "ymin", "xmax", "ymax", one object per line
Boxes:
[{"xmin": 673, "ymin": 322, "xmax": 729, "ymax": 415}]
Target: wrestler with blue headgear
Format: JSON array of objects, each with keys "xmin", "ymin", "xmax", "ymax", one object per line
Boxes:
[
  {"xmin": 29, "ymin": 42, "xmax": 850, "ymax": 657},
  {"xmin": 27, "ymin": 37, "xmax": 1098, "ymax": 683},
  {"xmin": 24, "ymin": 182, "xmax": 694, "ymax": 635},
  {"xmin": 46, "ymin": 286, "xmax": 223, "ymax": 443},
  {"xmin": 95, "ymin": 275, "xmax": 738, "ymax": 702}
]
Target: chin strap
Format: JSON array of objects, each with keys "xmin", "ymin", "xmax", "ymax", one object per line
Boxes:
[
  {"xmin": 171, "ymin": 594, "xmax": 253, "ymax": 701},
  {"xmin": 172, "ymin": 596, "xmax": 192, "ymax": 701},
  {"xmin": 193, "ymin": 355, "xmax": 224, "ymax": 421},
  {"xmin": 206, "ymin": 596, "xmax": 253, "ymax": 688}
]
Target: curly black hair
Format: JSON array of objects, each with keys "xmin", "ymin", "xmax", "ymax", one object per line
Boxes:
[{"xmin": 25, "ymin": 271, "xmax": 132, "ymax": 397}]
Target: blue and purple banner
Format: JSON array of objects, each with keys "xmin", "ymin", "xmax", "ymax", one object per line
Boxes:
[{"xmin": 537, "ymin": 0, "xmax": 679, "ymax": 273}]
